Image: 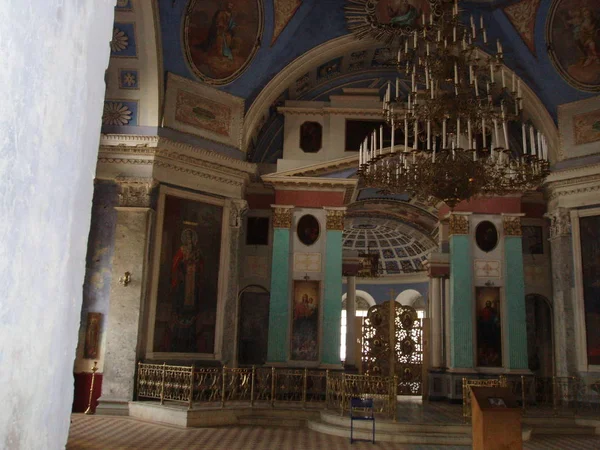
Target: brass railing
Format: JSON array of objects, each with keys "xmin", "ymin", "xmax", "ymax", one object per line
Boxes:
[
  {"xmin": 137, "ymin": 363, "xmax": 398, "ymax": 419},
  {"xmin": 462, "ymin": 375, "xmax": 600, "ymax": 421}
]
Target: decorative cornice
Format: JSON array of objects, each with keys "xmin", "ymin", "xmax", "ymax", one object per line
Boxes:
[
  {"xmin": 502, "ymin": 216, "xmax": 522, "ymax": 236},
  {"xmin": 271, "ymin": 205, "xmax": 294, "ymax": 228},
  {"xmin": 262, "ymin": 175, "xmax": 357, "ymax": 206},
  {"xmin": 153, "ymin": 160, "xmax": 245, "ymax": 187},
  {"xmin": 277, "ymin": 106, "xmax": 384, "ymax": 117},
  {"xmin": 448, "ymin": 214, "xmax": 470, "ymax": 236},
  {"xmin": 545, "ymin": 208, "xmax": 571, "ymax": 239},
  {"xmin": 100, "ymin": 134, "xmax": 160, "ymax": 147},
  {"xmin": 272, "ymin": 155, "xmax": 358, "ymax": 178},
  {"xmin": 324, "ymin": 207, "xmax": 346, "ymax": 231},
  {"xmin": 545, "ymin": 173, "xmax": 600, "ymax": 200},
  {"xmin": 115, "ymin": 176, "xmax": 157, "ymax": 208}
]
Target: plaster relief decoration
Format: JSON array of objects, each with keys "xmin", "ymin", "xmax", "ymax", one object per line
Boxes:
[
  {"xmin": 476, "ymin": 287, "xmax": 502, "ymax": 367},
  {"xmin": 229, "ymin": 199, "xmax": 248, "ymax": 228},
  {"xmin": 110, "ymin": 23, "xmax": 137, "ymax": 57},
  {"xmin": 116, "ymin": 177, "xmax": 156, "ymax": 208},
  {"xmin": 102, "ymin": 100, "xmax": 138, "ymax": 126},
  {"xmin": 271, "ymin": 0, "xmax": 303, "ymax": 46},
  {"xmin": 502, "ymin": 0, "xmax": 540, "ymax": 56},
  {"xmin": 448, "ymin": 214, "xmax": 469, "ymax": 235},
  {"xmin": 295, "ymin": 73, "xmax": 311, "ymax": 96},
  {"xmin": 244, "ymin": 255, "xmax": 268, "ymax": 278},
  {"xmin": 579, "ymin": 214, "xmax": 600, "ymax": 365},
  {"xmin": 558, "ymin": 96, "xmax": 600, "ymax": 159},
  {"xmin": 293, "ymin": 253, "xmax": 322, "ymax": 272},
  {"xmin": 326, "ymin": 209, "xmax": 346, "ymax": 231},
  {"xmin": 317, "ymin": 57, "xmax": 343, "ymax": 81},
  {"xmin": 503, "ymin": 216, "xmax": 523, "ymax": 236},
  {"xmin": 547, "ymin": 0, "xmax": 600, "ymax": 92},
  {"xmin": 153, "ymin": 195, "xmax": 223, "ymax": 354},
  {"xmin": 183, "ymin": 0, "xmax": 264, "ymax": 85},
  {"xmin": 547, "ymin": 207, "xmax": 571, "ymax": 239},
  {"xmin": 474, "ymin": 260, "xmax": 501, "ymax": 278},
  {"xmin": 115, "ymin": 0, "xmax": 133, "ymax": 11},
  {"xmin": 291, "ymin": 280, "xmax": 320, "ymax": 361},
  {"xmin": 118, "ymin": 69, "xmax": 139, "ymax": 89},
  {"xmin": 163, "ymin": 73, "xmax": 244, "ymax": 149},
  {"xmin": 272, "ymin": 205, "xmax": 293, "ymax": 228}
]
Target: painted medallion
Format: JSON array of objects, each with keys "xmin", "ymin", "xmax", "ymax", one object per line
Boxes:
[
  {"xmin": 547, "ymin": 0, "xmax": 600, "ymax": 92},
  {"xmin": 183, "ymin": 0, "xmax": 264, "ymax": 85}
]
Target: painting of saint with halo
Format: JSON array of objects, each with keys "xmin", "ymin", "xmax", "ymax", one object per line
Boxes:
[{"xmin": 375, "ymin": 0, "xmax": 432, "ymax": 27}]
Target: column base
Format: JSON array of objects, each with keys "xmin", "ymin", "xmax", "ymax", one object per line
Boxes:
[{"xmin": 96, "ymin": 397, "xmax": 130, "ymax": 416}]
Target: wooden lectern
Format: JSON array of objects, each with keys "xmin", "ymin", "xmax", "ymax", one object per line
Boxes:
[{"xmin": 470, "ymin": 386, "xmax": 522, "ymax": 450}]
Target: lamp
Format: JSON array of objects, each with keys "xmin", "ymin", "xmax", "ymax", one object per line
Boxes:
[{"xmin": 351, "ymin": 0, "xmax": 550, "ymax": 208}]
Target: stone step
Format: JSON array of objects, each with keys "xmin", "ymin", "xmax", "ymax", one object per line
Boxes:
[
  {"xmin": 237, "ymin": 416, "xmax": 306, "ymax": 428},
  {"xmin": 307, "ymin": 419, "xmax": 473, "ymax": 445},
  {"xmin": 532, "ymin": 426, "xmax": 597, "ymax": 435}
]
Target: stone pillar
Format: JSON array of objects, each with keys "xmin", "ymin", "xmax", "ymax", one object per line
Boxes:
[
  {"xmin": 345, "ymin": 276, "xmax": 358, "ymax": 368},
  {"xmin": 222, "ymin": 199, "xmax": 248, "ymax": 367},
  {"xmin": 502, "ymin": 214, "xmax": 529, "ymax": 370},
  {"xmin": 322, "ymin": 208, "xmax": 345, "ymax": 367},
  {"xmin": 97, "ymin": 178, "xmax": 156, "ymax": 415},
  {"xmin": 448, "ymin": 213, "xmax": 474, "ymax": 369},
  {"xmin": 266, "ymin": 205, "xmax": 294, "ymax": 363},
  {"xmin": 430, "ymin": 277, "xmax": 442, "ymax": 368},
  {"xmin": 546, "ymin": 208, "xmax": 576, "ymax": 376},
  {"xmin": 444, "ymin": 276, "xmax": 451, "ymax": 368}
]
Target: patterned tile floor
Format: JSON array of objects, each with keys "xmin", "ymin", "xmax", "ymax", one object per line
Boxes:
[{"xmin": 68, "ymin": 414, "xmax": 600, "ymax": 450}]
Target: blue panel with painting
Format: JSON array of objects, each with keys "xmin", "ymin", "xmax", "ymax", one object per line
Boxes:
[{"xmin": 153, "ymin": 195, "xmax": 223, "ymax": 354}]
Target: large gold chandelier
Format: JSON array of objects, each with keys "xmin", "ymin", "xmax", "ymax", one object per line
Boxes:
[{"xmin": 352, "ymin": 0, "xmax": 550, "ymax": 208}]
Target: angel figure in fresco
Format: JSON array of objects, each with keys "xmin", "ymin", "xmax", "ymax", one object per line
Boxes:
[
  {"xmin": 202, "ymin": 2, "xmax": 236, "ymax": 60},
  {"xmin": 376, "ymin": 0, "xmax": 428, "ymax": 27}
]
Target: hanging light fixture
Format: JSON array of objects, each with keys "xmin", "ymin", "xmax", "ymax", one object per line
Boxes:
[{"xmin": 350, "ymin": 0, "xmax": 550, "ymax": 208}]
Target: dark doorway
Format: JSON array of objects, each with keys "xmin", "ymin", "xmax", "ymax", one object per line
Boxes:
[
  {"xmin": 238, "ymin": 289, "xmax": 270, "ymax": 366},
  {"xmin": 525, "ymin": 294, "xmax": 554, "ymax": 376}
]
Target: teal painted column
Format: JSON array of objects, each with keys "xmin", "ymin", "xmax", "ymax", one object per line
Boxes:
[
  {"xmin": 503, "ymin": 216, "xmax": 529, "ymax": 370},
  {"xmin": 322, "ymin": 209, "xmax": 345, "ymax": 366},
  {"xmin": 267, "ymin": 207, "xmax": 293, "ymax": 363},
  {"xmin": 449, "ymin": 214, "xmax": 474, "ymax": 369}
]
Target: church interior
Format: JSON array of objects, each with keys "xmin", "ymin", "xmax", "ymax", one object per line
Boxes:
[{"xmin": 3, "ymin": 0, "xmax": 600, "ymax": 448}]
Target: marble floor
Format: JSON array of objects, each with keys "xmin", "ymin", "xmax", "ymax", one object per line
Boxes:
[{"xmin": 68, "ymin": 414, "xmax": 600, "ymax": 450}]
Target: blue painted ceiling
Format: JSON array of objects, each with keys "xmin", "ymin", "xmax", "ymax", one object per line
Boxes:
[{"xmin": 158, "ymin": 0, "xmax": 596, "ymax": 163}]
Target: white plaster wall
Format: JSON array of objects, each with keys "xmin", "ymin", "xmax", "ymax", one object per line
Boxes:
[{"xmin": 0, "ymin": 1, "xmax": 114, "ymax": 449}]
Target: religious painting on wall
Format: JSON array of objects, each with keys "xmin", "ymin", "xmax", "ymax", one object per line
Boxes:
[
  {"xmin": 522, "ymin": 225, "xmax": 544, "ymax": 254},
  {"xmin": 299, "ymin": 122, "xmax": 322, "ymax": 153},
  {"xmin": 573, "ymin": 109, "xmax": 600, "ymax": 145},
  {"xmin": 476, "ymin": 287, "xmax": 502, "ymax": 367},
  {"xmin": 291, "ymin": 281, "xmax": 320, "ymax": 361},
  {"xmin": 297, "ymin": 214, "xmax": 320, "ymax": 246},
  {"xmin": 374, "ymin": 0, "xmax": 431, "ymax": 26},
  {"xmin": 547, "ymin": 0, "xmax": 600, "ymax": 92},
  {"xmin": 84, "ymin": 312, "xmax": 102, "ymax": 359},
  {"xmin": 153, "ymin": 194, "xmax": 223, "ymax": 354},
  {"xmin": 183, "ymin": 0, "xmax": 264, "ymax": 85},
  {"xmin": 579, "ymin": 215, "xmax": 600, "ymax": 365},
  {"xmin": 163, "ymin": 73, "xmax": 244, "ymax": 149}
]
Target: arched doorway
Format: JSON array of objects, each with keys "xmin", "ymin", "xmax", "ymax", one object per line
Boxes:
[
  {"xmin": 340, "ymin": 291, "xmax": 376, "ymax": 362},
  {"xmin": 237, "ymin": 285, "xmax": 270, "ymax": 366},
  {"xmin": 395, "ymin": 289, "xmax": 426, "ymax": 319},
  {"xmin": 525, "ymin": 294, "xmax": 554, "ymax": 376}
]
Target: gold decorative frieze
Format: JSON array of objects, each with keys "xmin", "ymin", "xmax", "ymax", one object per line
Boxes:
[
  {"xmin": 116, "ymin": 177, "xmax": 157, "ymax": 208},
  {"xmin": 448, "ymin": 214, "xmax": 469, "ymax": 235},
  {"xmin": 503, "ymin": 216, "xmax": 522, "ymax": 236},
  {"xmin": 272, "ymin": 205, "xmax": 293, "ymax": 228},
  {"xmin": 325, "ymin": 208, "xmax": 345, "ymax": 231}
]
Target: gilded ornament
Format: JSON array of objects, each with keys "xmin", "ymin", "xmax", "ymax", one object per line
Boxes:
[
  {"xmin": 503, "ymin": 216, "xmax": 522, "ymax": 236},
  {"xmin": 116, "ymin": 177, "xmax": 156, "ymax": 208},
  {"xmin": 325, "ymin": 209, "xmax": 345, "ymax": 231},
  {"xmin": 272, "ymin": 206, "xmax": 293, "ymax": 228},
  {"xmin": 448, "ymin": 214, "xmax": 469, "ymax": 235}
]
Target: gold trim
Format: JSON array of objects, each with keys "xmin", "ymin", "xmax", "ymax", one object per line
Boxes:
[
  {"xmin": 325, "ymin": 209, "xmax": 345, "ymax": 231},
  {"xmin": 503, "ymin": 216, "xmax": 522, "ymax": 236},
  {"xmin": 272, "ymin": 206, "xmax": 293, "ymax": 228},
  {"xmin": 448, "ymin": 214, "xmax": 469, "ymax": 235}
]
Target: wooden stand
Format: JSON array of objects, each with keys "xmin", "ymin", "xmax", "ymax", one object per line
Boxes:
[{"xmin": 471, "ymin": 386, "xmax": 522, "ymax": 450}]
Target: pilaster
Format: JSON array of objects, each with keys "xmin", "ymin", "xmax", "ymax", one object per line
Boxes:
[
  {"xmin": 266, "ymin": 205, "xmax": 294, "ymax": 363},
  {"xmin": 97, "ymin": 177, "xmax": 157, "ymax": 415}
]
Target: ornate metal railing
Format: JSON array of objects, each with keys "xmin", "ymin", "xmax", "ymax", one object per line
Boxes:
[
  {"xmin": 137, "ymin": 363, "xmax": 398, "ymax": 419},
  {"xmin": 462, "ymin": 375, "xmax": 600, "ymax": 421}
]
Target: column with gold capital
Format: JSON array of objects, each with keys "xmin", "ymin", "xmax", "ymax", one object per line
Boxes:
[
  {"xmin": 322, "ymin": 207, "xmax": 346, "ymax": 367},
  {"xmin": 266, "ymin": 205, "xmax": 294, "ymax": 363}
]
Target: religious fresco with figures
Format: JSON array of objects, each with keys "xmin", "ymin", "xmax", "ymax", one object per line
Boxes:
[
  {"xmin": 547, "ymin": 0, "xmax": 600, "ymax": 91},
  {"xmin": 290, "ymin": 280, "xmax": 320, "ymax": 361},
  {"xmin": 183, "ymin": 0, "xmax": 264, "ymax": 85},
  {"xmin": 153, "ymin": 195, "xmax": 223, "ymax": 354},
  {"xmin": 476, "ymin": 287, "xmax": 502, "ymax": 368},
  {"xmin": 580, "ymin": 215, "xmax": 600, "ymax": 365}
]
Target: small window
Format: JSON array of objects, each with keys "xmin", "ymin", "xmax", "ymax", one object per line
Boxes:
[
  {"xmin": 246, "ymin": 217, "xmax": 269, "ymax": 245},
  {"xmin": 475, "ymin": 221, "xmax": 498, "ymax": 253}
]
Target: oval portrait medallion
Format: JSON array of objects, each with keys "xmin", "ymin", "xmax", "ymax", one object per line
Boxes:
[
  {"xmin": 297, "ymin": 215, "xmax": 320, "ymax": 246},
  {"xmin": 183, "ymin": 0, "xmax": 264, "ymax": 85},
  {"xmin": 547, "ymin": 0, "xmax": 600, "ymax": 92},
  {"xmin": 475, "ymin": 221, "xmax": 498, "ymax": 253}
]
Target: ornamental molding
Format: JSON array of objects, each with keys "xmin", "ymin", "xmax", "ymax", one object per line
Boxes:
[
  {"xmin": 262, "ymin": 175, "xmax": 357, "ymax": 205},
  {"xmin": 271, "ymin": 205, "xmax": 294, "ymax": 228},
  {"xmin": 229, "ymin": 199, "xmax": 249, "ymax": 228},
  {"xmin": 277, "ymin": 106, "xmax": 385, "ymax": 117},
  {"xmin": 153, "ymin": 160, "xmax": 246, "ymax": 187},
  {"xmin": 545, "ymin": 173, "xmax": 600, "ymax": 200},
  {"xmin": 545, "ymin": 208, "xmax": 571, "ymax": 239},
  {"xmin": 502, "ymin": 215, "xmax": 523, "ymax": 237},
  {"xmin": 115, "ymin": 176, "xmax": 157, "ymax": 208},
  {"xmin": 272, "ymin": 154, "xmax": 359, "ymax": 178},
  {"xmin": 100, "ymin": 134, "xmax": 160, "ymax": 147},
  {"xmin": 448, "ymin": 214, "xmax": 470, "ymax": 235},
  {"xmin": 324, "ymin": 207, "xmax": 346, "ymax": 231}
]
